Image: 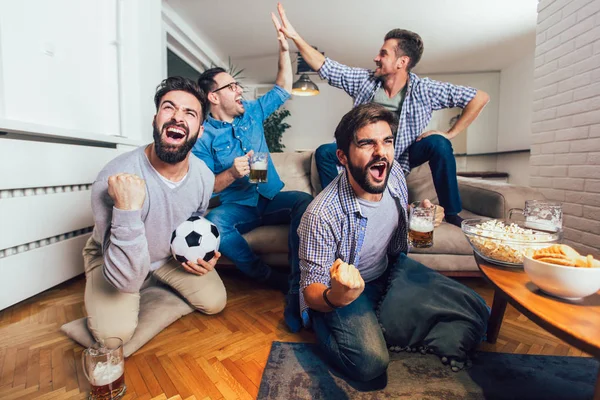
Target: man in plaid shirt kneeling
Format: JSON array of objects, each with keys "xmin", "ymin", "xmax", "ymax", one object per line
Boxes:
[{"xmin": 297, "ymin": 103, "xmax": 489, "ymax": 383}]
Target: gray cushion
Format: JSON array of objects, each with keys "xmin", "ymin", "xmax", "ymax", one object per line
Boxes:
[
  {"xmin": 61, "ymin": 285, "xmax": 194, "ymax": 357},
  {"xmin": 271, "ymin": 151, "xmax": 314, "ymax": 195}
]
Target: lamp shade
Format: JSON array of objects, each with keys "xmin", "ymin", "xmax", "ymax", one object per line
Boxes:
[{"xmin": 292, "ymin": 74, "xmax": 319, "ymax": 96}]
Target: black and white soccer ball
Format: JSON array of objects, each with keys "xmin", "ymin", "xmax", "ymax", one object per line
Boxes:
[{"xmin": 170, "ymin": 216, "xmax": 220, "ymax": 263}]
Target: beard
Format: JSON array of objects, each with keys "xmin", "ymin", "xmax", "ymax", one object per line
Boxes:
[
  {"xmin": 152, "ymin": 120, "xmax": 199, "ymax": 164},
  {"xmin": 347, "ymin": 155, "xmax": 391, "ymax": 194}
]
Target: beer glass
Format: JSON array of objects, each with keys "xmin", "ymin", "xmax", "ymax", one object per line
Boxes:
[
  {"xmin": 408, "ymin": 201, "xmax": 435, "ymax": 248},
  {"xmin": 82, "ymin": 337, "xmax": 126, "ymax": 400},
  {"xmin": 508, "ymin": 200, "xmax": 562, "ymax": 232},
  {"xmin": 249, "ymin": 152, "xmax": 268, "ymax": 183}
]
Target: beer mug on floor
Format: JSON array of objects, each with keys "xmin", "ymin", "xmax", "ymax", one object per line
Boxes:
[
  {"xmin": 249, "ymin": 152, "xmax": 268, "ymax": 183},
  {"xmin": 82, "ymin": 337, "xmax": 126, "ymax": 400},
  {"xmin": 409, "ymin": 201, "xmax": 435, "ymax": 248}
]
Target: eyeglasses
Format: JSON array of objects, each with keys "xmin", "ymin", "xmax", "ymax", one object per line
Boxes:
[{"xmin": 212, "ymin": 81, "xmax": 244, "ymax": 93}]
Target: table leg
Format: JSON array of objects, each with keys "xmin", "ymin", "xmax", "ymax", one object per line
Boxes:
[
  {"xmin": 487, "ymin": 289, "xmax": 507, "ymax": 344},
  {"xmin": 594, "ymin": 365, "xmax": 600, "ymax": 400}
]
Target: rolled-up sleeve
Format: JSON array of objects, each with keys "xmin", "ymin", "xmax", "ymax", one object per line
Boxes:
[
  {"xmin": 254, "ymin": 84, "xmax": 291, "ymax": 121},
  {"xmin": 318, "ymin": 57, "xmax": 372, "ymax": 99},
  {"xmin": 425, "ymin": 79, "xmax": 477, "ymax": 110},
  {"xmin": 298, "ymin": 211, "xmax": 336, "ymax": 292}
]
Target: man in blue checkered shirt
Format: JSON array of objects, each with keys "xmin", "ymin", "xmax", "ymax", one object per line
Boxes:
[
  {"xmin": 297, "ymin": 103, "xmax": 489, "ymax": 382},
  {"xmin": 276, "ymin": 4, "xmax": 489, "ymax": 227}
]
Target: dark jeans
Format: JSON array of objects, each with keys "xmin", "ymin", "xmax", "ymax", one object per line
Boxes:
[
  {"xmin": 310, "ymin": 271, "xmax": 390, "ymax": 382},
  {"xmin": 205, "ymin": 191, "xmax": 312, "ymax": 295},
  {"xmin": 310, "ymin": 255, "xmax": 489, "ymax": 382},
  {"xmin": 315, "ymin": 135, "xmax": 462, "ymax": 215}
]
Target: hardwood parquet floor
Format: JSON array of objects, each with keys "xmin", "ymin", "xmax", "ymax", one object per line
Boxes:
[{"xmin": 0, "ymin": 271, "xmax": 591, "ymax": 400}]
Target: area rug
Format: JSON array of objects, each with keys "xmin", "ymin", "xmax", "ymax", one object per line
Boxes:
[{"xmin": 258, "ymin": 342, "xmax": 599, "ymax": 400}]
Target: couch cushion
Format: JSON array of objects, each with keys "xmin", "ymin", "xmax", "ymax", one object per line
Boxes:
[
  {"xmin": 242, "ymin": 224, "xmax": 289, "ymax": 254},
  {"xmin": 271, "ymin": 151, "xmax": 314, "ymax": 195},
  {"xmin": 458, "ymin": 177, "xmax": 546, "ymax": 219},
  {"xmin": 406, "ymin": 162, "xmax": 438, "ymax": 204}
]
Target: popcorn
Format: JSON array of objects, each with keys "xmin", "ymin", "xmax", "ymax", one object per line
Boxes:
[{"xmin": 465, "ymin": 219, "xmax": 557, "ymax": 265}]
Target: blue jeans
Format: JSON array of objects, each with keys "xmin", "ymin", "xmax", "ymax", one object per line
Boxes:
[
  {"xmin": 315, "ymin": 135, "xmax": 462, "ymax": 215},
  {"xmin": 310, "ymin": 254, "xmax": 489, "ymax": 382},
  {"xmin": 310, "ymin": 272, "xmax": 390, "ymax": 382},
  {"xmin": 205, "ymin": 191, "xmax": 313, "ymax": 294}
]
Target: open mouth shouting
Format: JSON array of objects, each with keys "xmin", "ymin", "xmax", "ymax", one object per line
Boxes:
[
  {"xmin": 163, "ymin": 123, "xmax": 188, "ymax": 145},
  {"xmin": 367, "ymin": 159, "xmax": 389, "ymax": 182}
]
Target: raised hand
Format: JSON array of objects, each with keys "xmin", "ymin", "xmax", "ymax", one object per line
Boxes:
[
  {"xmin": 230, "ymin": 150, "xmax": 253, "ymax": 179},
  {"xmin": 328, "ymin": 259, "xmax": 365, "ymax": 307},
  {"xmin": 181, "ymin": 251, "xmax": 221, "ymax": 276},
  {"xmin": 276, "ymin": 2, "xmax": 299, "ymax": 41},
  {"xmin": 107, "ymin": 173, "xmax": 146, "ymax": 211},
  {"xmin": 271, "ymin": 11, "xmax": 289, "ymax": 52}
]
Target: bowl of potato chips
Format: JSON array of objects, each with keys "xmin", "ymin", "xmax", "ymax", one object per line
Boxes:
[
  {"xmin": 523, "ymin": 245, "xmax": 600, "ymax": 300},
  {"xmin": 462, "ymin": 218, "xmax": 562, "ymax": 267}
]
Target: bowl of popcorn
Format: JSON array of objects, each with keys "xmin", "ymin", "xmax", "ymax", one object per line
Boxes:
[
  {"xmin": 523, "ymin": 245, "xmax": 600, "ymax": 300},
  {"xmin": 461, "ymin": 218, "xmax": 562, "ymax": 267}
]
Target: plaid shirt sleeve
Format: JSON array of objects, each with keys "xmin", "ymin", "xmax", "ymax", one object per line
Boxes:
[
  {"xmin": 298, "ymin": 210, "xmax": 336, "ymax": 293},
  {"xmin": 424, "ymin": 78, "xmax": 478, "ymax": 110},
  {"xmin": 318, "ymin": 57, "xmax": 372, "ymax": 99}
]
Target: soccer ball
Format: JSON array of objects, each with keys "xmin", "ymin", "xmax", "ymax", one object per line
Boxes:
[{"xmin": 170, "ymin": 216, "xmax": 220, "ymax": 263}]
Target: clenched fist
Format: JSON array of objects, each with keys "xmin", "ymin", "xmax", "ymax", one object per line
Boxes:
[
  {"xmin": 327, "ymin": 259, "xmax": 365, "ymax": 307},
  {"xmin": 107, "ymin": 173, "xmax": 146, "ymax": 211},
  {"xmin": 230, "ymin": 150, "xmax": 253, "ymax": 179}
]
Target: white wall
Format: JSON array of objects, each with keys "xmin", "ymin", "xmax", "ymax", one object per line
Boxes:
[
  {"xmin": 425, "ymin": 72, "xmax": 500, "ymax": 155},
  {"xmin": 283, "ymin": 82, "xmax": 353, "ymax": 151},
  {"xmin": 0, "ymin": 0, "xmax": 120, "ymax": 136},
  {"xmin": 530, "ymin": 0, "xmax": 600, "ymax": 257},
  {"xmin": 0, "ymin": 0, "xmax": 163, "ymax": 143},
  {"xmin": 497, "ymin": 153, "xmax": 530, "ymax": 186},
  {"xmin": 0, "ymin": 0, "xmax": 164, "ymax": 310},
  {"xmin": 497, "ymin": 50, "xmax": 535, "ymax": 151}
]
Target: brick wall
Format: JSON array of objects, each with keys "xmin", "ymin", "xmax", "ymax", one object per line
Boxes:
[{"xmin": 531, "ymin": 0, "xmax": 600, "ymax": 256}]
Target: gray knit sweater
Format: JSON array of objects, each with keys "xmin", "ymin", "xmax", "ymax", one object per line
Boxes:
[{"xmin": 90, "ymin": 146, "xmax": 215, "ymax": 293}]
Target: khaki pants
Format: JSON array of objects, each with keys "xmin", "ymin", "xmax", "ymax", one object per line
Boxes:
[{"xmin": 83, "ymin": 237, "xmax": 227, "ymax": 343}]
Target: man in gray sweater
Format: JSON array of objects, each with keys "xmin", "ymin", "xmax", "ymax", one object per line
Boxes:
[{"xmin": 84, "ymin": 76, "xmax": 226, "ymax": 344}]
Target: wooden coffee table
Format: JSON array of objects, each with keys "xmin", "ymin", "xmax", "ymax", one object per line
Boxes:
[{"xmin": 475, "ymin": 254, "xmax": 600, "ymax": 399}]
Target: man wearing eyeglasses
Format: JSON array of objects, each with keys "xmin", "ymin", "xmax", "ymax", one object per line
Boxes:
[{"xmin": 192, "ymin": 13, "xmax": 312, "ymax": 333}]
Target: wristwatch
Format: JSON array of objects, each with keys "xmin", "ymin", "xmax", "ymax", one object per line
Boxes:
[{"xmin": 323, "ymin": 288, "xmax": 342, "ymax": 309}]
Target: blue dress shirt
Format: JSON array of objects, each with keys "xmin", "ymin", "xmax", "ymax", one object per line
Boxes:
[{"xmin": 192, "ymin": 85, "xmax": 290, "ymax": 207}]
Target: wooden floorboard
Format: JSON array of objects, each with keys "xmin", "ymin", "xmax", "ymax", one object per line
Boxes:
[{"xmin": 0, "ymin": 272, "xmax": 592, "ymax": 399}]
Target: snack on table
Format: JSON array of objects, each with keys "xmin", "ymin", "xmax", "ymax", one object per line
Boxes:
[
  {"xmin": 464, "ymin": 219, "xmax": 558, "ymax": 265},
  {"xmin": 526, "ymin": 244, "xmax": 600, "ymax": 268}
]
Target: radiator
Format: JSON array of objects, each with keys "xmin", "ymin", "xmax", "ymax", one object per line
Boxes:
[{"xmin": 0, "ymin": 137, "xmax": 129, "ymax": 310}]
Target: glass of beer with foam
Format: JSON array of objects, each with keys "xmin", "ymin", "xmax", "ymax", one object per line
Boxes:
[
  {"xmin": 82, "ymin": 337, "xmax": 126, "ymax": 400},
  {"xmin": 249, "ymin": 152, "xmax": 268, "ymax": 183},
  {"xmin": 409, "ymin": 201, "xmax": 435, "ymax": 248}
]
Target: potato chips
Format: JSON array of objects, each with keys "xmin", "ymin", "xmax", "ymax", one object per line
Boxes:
[{"xmin": 526, "ymin": 245, "xmax": 599, "ymax": 268}]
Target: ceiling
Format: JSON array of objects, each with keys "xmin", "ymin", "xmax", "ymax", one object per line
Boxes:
[{"xmin": 165, "ymin": 0, "xmax": 538, "ymax": 83}]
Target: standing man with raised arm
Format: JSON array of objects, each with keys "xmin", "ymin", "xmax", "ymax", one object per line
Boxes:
[
  {"xmin": 276, "ymin": 3, "xmax": 489, "ymax": 227},
  {"xmin": 192, "ymin": 13, "xmax": 312, "ymax": 333}
]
